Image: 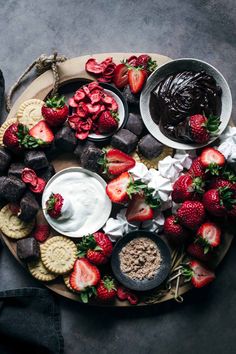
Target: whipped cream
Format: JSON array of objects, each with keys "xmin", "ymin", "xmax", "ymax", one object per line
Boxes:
[
  {"xmin": 103, "ymin": 208, "xmax": 139, "ymax": 242},
  {"xmin": 42, "ymin": 169, "xmax": 111, "ymax": 237}
]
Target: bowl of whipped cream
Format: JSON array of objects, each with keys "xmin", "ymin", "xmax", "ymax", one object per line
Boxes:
[{"xmin": 42, "ymin": 167, "xmax": 112, "ymax": 238}]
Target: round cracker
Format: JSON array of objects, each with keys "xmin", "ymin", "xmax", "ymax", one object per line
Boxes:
[
  {"xmin": 0, "ymin": 204, "xmax": 35, "ymax": 239},
  {"xmin": 63, "ymin": 273, "xmax": 74, "ymax": 291},
  {"xmin": 41, "ymin": 236, "xmax": 77, "ymax": 274},
  {"xmin": 137, "ymin": 146, "xmax": 174, "ymax": 169},
  {"xmin": 0, "ymin": 118, "xmax": 18, "ymax": 146},
  {"xmin": 16, "ymin": 99, "xmax": 45, "ymax": 128},
  {"xmin": 28, "ymin": 259, "xmax": 58, "ymax": 282}
]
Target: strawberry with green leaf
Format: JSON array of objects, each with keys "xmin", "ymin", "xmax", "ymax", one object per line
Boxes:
[
  {"xmin": 189, "ymin": 114, "xmax": 221, "ymax": 144},
  {"xmin": 196, "ymin": 221, "xmax": 221, "ymax": 253},
  {"xmin": 98, "ymin": 110, "xmax": 119, "ymax": 134},
  {"xmin": 42, "ymin": 96, "xmax": 69, "ymax": 127}
]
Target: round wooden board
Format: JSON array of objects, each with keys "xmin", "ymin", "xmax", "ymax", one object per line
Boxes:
[{"xmin": 1, "ymin": 53, "xmax": 234, "ymax": 306}]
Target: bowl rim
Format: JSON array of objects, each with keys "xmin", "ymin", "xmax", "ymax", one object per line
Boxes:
[
  {"xmin": 111, "ymin": 230, "xmax": 172, "ymax": 291},
  {"xmin": 140, "ymin": 57, "xmax": 233, "ymax": 150},
  {"xmin": 41, "ymin": 166, "xmax": 112, "ymax": 238}
]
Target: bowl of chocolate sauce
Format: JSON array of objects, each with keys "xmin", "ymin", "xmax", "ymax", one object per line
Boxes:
[{"xmin": 140, "ymin": 58, "xmax": 232, "ymax": 150}]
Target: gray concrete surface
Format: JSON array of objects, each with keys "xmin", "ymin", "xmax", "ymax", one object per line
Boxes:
[{"xmin": 0, "ymin": 1, "xmax": 236, "ymax": 353}]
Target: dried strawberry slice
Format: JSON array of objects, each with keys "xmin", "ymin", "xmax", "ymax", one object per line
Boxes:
[
  {"xmin": 85, "ymin": 58, "xmax": 104, "ymax": 74},
  {"xmin": 29, "ymin": 178, "xmax": 46, "ymax": 194},
  {"xmin": 75, "ymin": 130, "xmax": 89, "ymax": 140},
  {"xmin": 21, "ymin": 168, "xmax": 38, "ymax": 187},
  {"xmin": 68, "ymin": 98, "xmax": 79, "ymax": 108},
  {"xmin": 101, "ymin": 93, "xmax": 113, "ymax": 105},
  {"xmin": 76, "ymin": 102, "xmax": 89, "ymax": 118},
  {"xmin": 87, "ymin": 82, "xmax": 101, "ymax": 91},
  {"xmin": 86, "ymin": 104, "xmax": 101, "ymax": 114},
  {"xmin": 127, "ymin": 55, "xmax": 138, "ymax": 67},
  {"xmin": 117, "ymin": 286, "xmax": 129, "ymax": 300},
  {"xmin": 110, "ymin": 98, "xmax": 118, "ymax": 112},
  {"xmin": 74, "ymin": 89, "xmax": 86, "ymax": 102},
  {"xmin": 68, "ymin": 114, "xmax": 81, "ymax": 130},
  {"xmin": 83, "ymin": 85, "xmax": 90, "ymax": 95},
  {"xmin": 89, "ymin": 91, "xmax": 101, "ymax": 104},
  {"xmin": 97, "ymin": 77, "xmax": 112, "ymax": 83},
  {"xmin": 101, "ymin": 57, "xmax": 113, "ymax": 67},
  {"xmin": 127, "ymin": 293, "xmax": 138, "ymax": 305}
]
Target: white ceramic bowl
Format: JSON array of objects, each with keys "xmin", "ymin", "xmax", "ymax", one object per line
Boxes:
[
  {"xmin": 42, "ymin": 167, "xmax": 112, "ymax": 238},
  {"xmin": 140, "ymin": 58, "xmax": 232, "ymax": 150}
]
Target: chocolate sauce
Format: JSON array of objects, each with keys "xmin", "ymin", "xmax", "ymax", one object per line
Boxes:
[{"xmin": 150, "ymin": 70, "xmax": 222, "ymax": 143}]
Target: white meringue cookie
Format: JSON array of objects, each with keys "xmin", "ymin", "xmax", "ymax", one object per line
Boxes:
[
  {"xmin": 142, "ymin": 211, "xmax": 165, "ymax": 233},
  {"xmin": 158, "ymin": 156, "xmax": 184, "ymax": 182},
  {"xmin": 218, "ymin": 140, "xmax": 236, "ymax": 162},
  {"xmin": 103, "ymin": 209, "xmax": 139, "ymax": 242},
  {"xmin": 174, "ymin": 150, "xmax": 194, "ymax": 170},
  {"xmin": 129, "ymin": 162, "xmax": 150, "ymax": 182},
  {"xmin": 147, "ymin": 172, "xmax": 173, "ymax": 202}
]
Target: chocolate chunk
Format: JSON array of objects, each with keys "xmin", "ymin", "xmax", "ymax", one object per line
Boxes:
[
  {"xmin": 80, "ymin": 146, "xmax": 103, "ymax": 172},
  {"xmin": 55, "ymin": 125, "xmax": 77, "ymax": 152},
  {"xmin": 0, "ymin": 148, "xmax": 11, "ymax": 174},
  {"xmin": 125, "ymin": 113, "xmax": 144, "ymax": 137},
  {"xmin": 24, "ymin": 151, "xmax": 49, "ymax": 170},
  {"xmin": 0, "ymin": 69, "xmax": 5, "ymax": 113},
  {"xmin": 4, "ymin": 176, "xmax": 26, "ymax": 202},
  {"xmin": 19, "ymin": 192, "xmax": 40, "ymax": 222},
  {"xmin": 44, "ymin": 141, "xmax": 59, "ymax": 161},
  {"xmin": 8, "ymin": 162, "xmax": 25, "ymax": 179},
  {"xmin": 123, "ymin": 85, "xmax": 140, "ymax": 106},
  {"xmin": 74, "ymin": 140, "xmax": 95, "ymax": 160},
  {"xmin": 111, "ymin": 129, "xmax": 138, "ymax": 153},
  {"xmin": 17, "ymin": 237, "xmax": 40, "ymax": 262},
  {"xmin": 38, "ymin": 164, "xmax": 55, "ymax": 182},
  {"xmin": 0, "ymin": 176, "xmax": 7, "ymax": 203},
  {"xmin": 138, "ymin": 134, "xmax": 164, "ymax": 159}
]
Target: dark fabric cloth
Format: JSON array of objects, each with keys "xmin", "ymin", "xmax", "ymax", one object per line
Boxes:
[
  {"xmin": 0, "ymin": 287, "xmax": 64, "ymax": 354},
  {"xmin": 0, "ymin": 69, "xmax": 5, "ymax": 113}
]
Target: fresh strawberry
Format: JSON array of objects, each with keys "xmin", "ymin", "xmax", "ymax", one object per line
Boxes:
[
  {"xmin": 29, "ymin": 121, "xmax": 54, "ymax": 144},
  {"xmin": 197, "ymin": 221, "xmax": 221, "ymax": 252},
  {"xmin": 182, "ymin": 260, "xmax": 215, "ymax": 288},
  {"xmin": 3, "ymin": 123, "xmax": 29, "ymax": 152},
  {"xmin": 128, "ymin": 67, "xmax": 147, "ymax": 94},
  {"xmin": 77, "ymin": 232, "xmax": 113, "ymax": 265},
  {"xmin": 177, "ymin": 201, "xmax": 205, "ymax": 230},
  {"xmin": 203, "ymin": 187, "xmax": 235, "ymax": 217},
  {"xmin": 46, "ymin": 193, "xmax": 64, "ymax": 219},
  {"xmin": 106, "ymin": 172, "xmax": 133, "ymax": 203},
  {"xmin": 29, "ymin": 177, "xmax": 46, "ymax": 194},
  {"xmin": 127, "ymin": 293, "xmax": 138, "ymax": 305},
  {"xmin": 172, "ymin": 174, "xmax": 204, "ymax": 203},
  {"xmin": 126, "ymin": 194, "xmax": 154, "ymax": 222},
  {"xmin": 98, "ymin": 110, "xmax": 119, "ymax": 134},
  {"xmin": 93, "ymin": 231, "xmax": 113, "ymax": 257},
  {"xmin": 164, "ymin": 215, "xmax": 188, "ymax": 243},
  {"xmin": 96, "ymin": 276, "xmax": 117, "ymax": 301},
  {"xmin": 136, "ymin": 55, "xmax": 157, "ymax": 73},
  {"xmin": 33, "ymin": 223, "xmax": 50, "ymax": 242},
  {"xmin": 69, "ymin": 258, "xmax": 100, "ymax": 302},
  {"xmin": 42, "ymin": 96, "xmax": 69, "ymax": 127},
  {"xmin": 200, "ymin": 148, "xmax": 225, "ymax": 174},
  {"xmin": 188, "ymin": 157, "xmax": 206, "ymax": 179},
  {"xmin": 188, "ymin": 114, "xmax": 220, "ymax": 144},
  {"xmin": 113, "ymin": 63, "xmax": 129, "ymax": 88},
  {"xmin": 100, "ymin": 148, "xmax": 135, "ymax": 175},
  {"xmin": 186, "ymin": 243, "xmax": 212, "ymax": 263},
  {"xmin": 209, "ymin": 177, "xmax": 233, "ymax": 190}
]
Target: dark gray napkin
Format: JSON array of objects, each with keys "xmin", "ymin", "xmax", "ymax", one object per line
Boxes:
[
  {"xmin": 0, "ymin": 287, "xmax": 64, "ymax": 354},
  {"xmin": 0, "ymin": 69, "xmax": 5, "ymax": 114}
]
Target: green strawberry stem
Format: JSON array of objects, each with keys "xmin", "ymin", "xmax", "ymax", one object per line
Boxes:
[
  {"xmin": 77, "ymin": 235, "xmax": 101, "ymax": 258},
  {"xmin": 192, "ymin": 177, "xmax": 205, "ymax": 194},
  {"xmin": 219, "ymin": 186, "xmax": 236, "ymax": 210},
  {"xmin": 45, "ymin": 96, "xmax": 66, "ymax": 108},
  {"xmin": 205, "ymin": 163, "xmax": 222, "ymax": 176},
  {"xmin": 203, "ymin": 114, "xmax": 221, "ymax": 135},
  {"xmin": 127, "ymin": 180, "xmax": 161, "ymax": 209},
  {"xmin": 80, "ymin": 286, "xmax": 97, "ymax": 303},
  {"xmin": 17, "ymin": 123, "xmax": 46, "ymax": 149}
]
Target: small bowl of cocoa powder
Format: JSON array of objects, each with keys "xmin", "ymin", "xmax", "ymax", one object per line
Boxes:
[{"xmin": 111, "ymin": 230, "xmax": 171, "ymax": 291}]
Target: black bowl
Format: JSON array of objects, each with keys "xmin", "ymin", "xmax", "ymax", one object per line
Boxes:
[
  {"xmin": 111, "ymin": 230, "xmax": 171, "ymax": 291},
  {"xmin": 56, "ymin": 78, "xmax": 129, "ymax": 143}
]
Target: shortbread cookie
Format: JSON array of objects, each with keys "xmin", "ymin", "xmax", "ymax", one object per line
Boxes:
[
  {"xmin": 138, "ymin": 146, "xmax": 173, "ymax": 169},
  {"xmin": 0, "ymin": 118, "xmax": 17, "ymax": 146},
  {"xmin": 41, "ymin": 236, "xmax": 77, "ymax": 274},
  {"xmin": 0, "ymin": 204, "xmax": 35, "ymax": 239},
  {"xmin": 28, "ymin": 259, "xmax": 58, "ymax": 282},
  {"xmin": 16, "ymin": 99, "xmax": 45, "ymax": 128}
]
